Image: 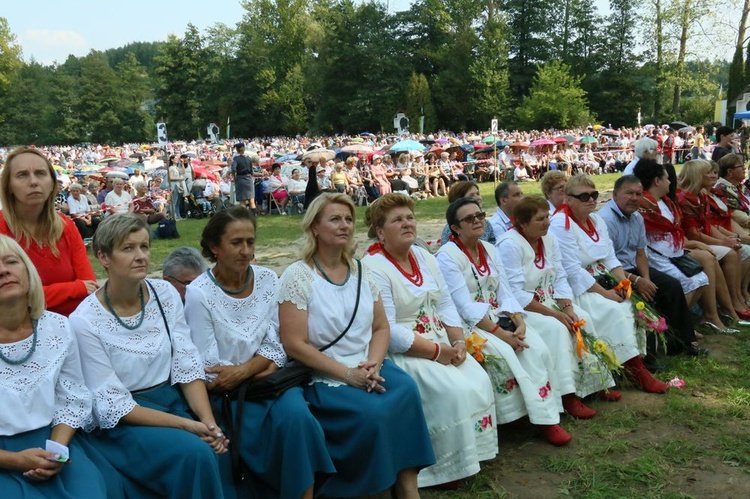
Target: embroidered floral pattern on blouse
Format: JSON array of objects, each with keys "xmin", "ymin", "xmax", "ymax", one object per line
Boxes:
[
  {"xmin": 533, "ymin": 282, "xmax": 553, "ymax": 302},
  {"xmin": 414, "ymin": 305, "xmax": 439, "ymax": 334},
  {"xmin": 474, "ymin": 289, "xmax": 499, "ymax": 309},
  {"xmin": 538, "ymin": 380, "xmax": 552, "ymax": 399},
  {"xmin": 475, "ymin": 414, "xmax": 493, "ymax": 432}
]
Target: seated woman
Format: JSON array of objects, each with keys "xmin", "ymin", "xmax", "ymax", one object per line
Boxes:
[
  {"xmin": 104, "ymin": 179, "xmax": 132, "ymax": 215},
  {"xmin": 331, "ymin": 163, "xmax": 352, "ymax": 195},
  {"xmin": 0, "ymin": 146, "xmax": 98, "ymax": 316},
  {"xmin": 632, "ymin": 161, "xmax": 731, "ymax": 333},
  {"xmin": 0, "ymin": 235, "xmax": 110, "ymax": 499},
  {"xmin": 185, "ymin": 207, "xmax": 334, "ymax": 499},
  {"xmin": 497, "ymin": 197, "xmax": 618, "ymax": 406},
  {"xmin": 266, "ymin": 164, "xmax": 289, "ymax": 214},
  {"xmin": 279, "ymin": 193, "xmax": 434, "ymax": 498},
  {"xmin": 148, "ymin": 176, "xmax": 169, "ymax": 213},
  {"xmin": 439, "ymin": 181, "xmax": 496, "ymax": 246},
  {"xmin": 549, "ymin": 175, "xmax": 669, "ymax": 394},
  {"xmin": 436, "ymin": 198, "xmax": 573, "ymax": 446},
  {"xmin": 344, "ymin": 156, "xmax": 368, "ymax": 205},
  {"xmin": 66, "ymin": 182, "xmax": 101, "ymax": 239},
  {"xmin": 69, "ymin": 214, "xmax": 229, "ymax": 499},
  {"xmin": 130, "ymin": 181, "xmax": 166, "ymax": 225},
  {"xmin": 363, "ymin": 193, "xmax": 497, "ymax": 489},
  {"xmin": 370, "ymin": 155, "xmax": 391, "ymax": 196},
  {"xmin": 677, "ymin": 159, "xmax": 750, "ymax": 320}
]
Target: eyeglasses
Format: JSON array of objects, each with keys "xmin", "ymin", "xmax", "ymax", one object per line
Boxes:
[
  {"xmin": 458, "ymin": 211, "xmax": 487, "ymax": 224},
  {"xmin": 166, "ymin": 276, "xmax": 193, "ymax": 287},
  {"xmin": 730, "ymin": 164, "xmax": 745, "ymax": 170},
  {"xmin": 568, "ymin": 191, "xmax": 599, "ymax": 202}
]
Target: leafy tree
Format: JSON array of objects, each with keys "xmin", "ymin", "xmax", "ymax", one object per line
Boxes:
[
  {"xmin": 516, "ymin": 60, "xmax": 590, "ymax": 129},
  {"xmin": 104, "ymin": 41, "xmax": 164, "ymax": 74},
  {"xmin": 505, "ymin": 0, "xmax": 556, "ymax": 99},
  {"xmin": 468, "ymin": 7, "xmax": 510, "ymax": 129},
  {"xmin": 115, "ymin": 53, "xmax": 154, "ymax": 142},
  {"xmin": 405, "ymin": 73, "xmax": 437, "ymax": 133}
]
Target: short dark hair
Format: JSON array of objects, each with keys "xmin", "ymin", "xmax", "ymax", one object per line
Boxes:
[
  {"xmin": 494, "ymin": 181, "xmax": 515, "ymax": 207},
  {"xmin": 632, "ymin": 159, "xmax": 665, "ymax": 190},
  {"xmin": 715, "ymin": 126, "xmax": 734, "ymax": 142},
  {"xmin": 513, "ymin": 196, "xmax": 549, "ymax": 227},
  {"xmin": 613, "ymin": 174, "xmax": 642, "ymax": 192},
  {"xmin": 445, "ymin": 197, "xmax": 481, "ymax": 237},
  {"xmin": 234, "ymin": 143, "xmax": 245, "ymax": 151},
  {"xmin": 200, "ymin": 206, "xmax": 256, "ymax": 262},
  {"xmin": 447, "ymin": 181, "xmax": 479, "ymax": 203}
]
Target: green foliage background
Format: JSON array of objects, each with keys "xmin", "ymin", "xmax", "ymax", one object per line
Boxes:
[{"xmin": 0, "ymin": 0, "xmax": 742, "ymax": 145}]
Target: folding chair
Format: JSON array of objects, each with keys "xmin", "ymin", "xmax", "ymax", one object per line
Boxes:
[{"xmin": 266, "ymin": 192, "xmax": 282, "ymax": 215}]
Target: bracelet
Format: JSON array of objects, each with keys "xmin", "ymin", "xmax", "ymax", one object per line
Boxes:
[
  {"xmin": 626, "ymin": 272, "xmax": 632, "ymax": 280},
  {"xmin": 489, "ymin": 324, "xmax": 501, "ymax": 334},
  {"xmin": 345, "ymin": 368, "xmax": 353, "ymax": 384},
  {"xmin": 431, "ymin": 342, "xmax": 441, "ymax": 361},
  {"xmin": 634, "ymin": 276, "xmax": 641, "ymax": 284},
  {"xmin": 451, "ymin": 339, "xmax": 466, "ymax": 347}
]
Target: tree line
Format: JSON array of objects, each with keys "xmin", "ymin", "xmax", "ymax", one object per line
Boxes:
[{"xmin": 0, "ymin": 0, "xmax": 747, "ymax": 145}]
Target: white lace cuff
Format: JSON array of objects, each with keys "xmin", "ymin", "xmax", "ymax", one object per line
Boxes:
[
  {"xmin": 92, "ymin": 384, "xmax": 137, "ymax": 430},
  {"xmin": 278, "ymin": 261, "xmax": 314, "ymax": 310},
  {"xmin": 53, "ymin": 377, "xmax": 95, "ymax": 431}
]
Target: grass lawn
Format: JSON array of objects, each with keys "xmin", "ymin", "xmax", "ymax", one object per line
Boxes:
[{"xmin": 87, "ymin": 173, "xmax": 750, "ymax": 496}]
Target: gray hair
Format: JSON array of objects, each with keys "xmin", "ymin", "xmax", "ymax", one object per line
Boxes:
[
  {"xmin": 93, "ymin": 213, "xmax": 149, "ymax": 258},
  {"xmin": 132, "ymin": 180, "xmax": 147, "ymax": 191},
  {"xmin": 69, "ymin": 182, "xmax": 83, "ymax": 191},
  {"xmin": 634, "ymin": 137, "xmax": 658, "ymax": 158},
  {"xmin": 163, "ymin": 247, "xmax": 207, "ymax": 278},
  {"xmin": 248, "ymin": 153, "xmax": 260, "ymax": 164}
]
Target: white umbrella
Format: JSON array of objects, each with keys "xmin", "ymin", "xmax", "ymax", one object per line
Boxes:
[
  {"xmin": 341, "ymin": 144, "xmax": 374, "ymax": 154},
  {"xmin": 302, "ymin": 149, "xmax": 336, "ymax": 162}
]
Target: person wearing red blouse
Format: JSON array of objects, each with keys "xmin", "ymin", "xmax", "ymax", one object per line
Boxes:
[{"xmin": 0, "ymin": 147, "xmax": 97, "ymax": 316}]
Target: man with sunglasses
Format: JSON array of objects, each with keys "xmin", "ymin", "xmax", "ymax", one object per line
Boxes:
[{"xmin": 488, "ymin": 181, "xmax": 523, "ymax": 236}]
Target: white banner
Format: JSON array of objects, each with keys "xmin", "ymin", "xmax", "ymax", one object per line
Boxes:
[{"xmin": 156, "ymin": 123, "xmax": 168, "ymax": 145}]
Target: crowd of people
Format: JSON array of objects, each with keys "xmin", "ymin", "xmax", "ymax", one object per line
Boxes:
[{"xmin": 1, "ymin": 118, "xmax": 749, "ymax": 498}]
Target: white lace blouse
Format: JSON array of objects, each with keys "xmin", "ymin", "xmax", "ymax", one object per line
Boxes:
[
  {"xmin": 278, "ymin": 260, "xmax": 381, "ymax": 384},
  {"xmin": 185, "ymin": 266, "xmax": 286, "ymax": 381},
  {"xmin": 69, "ymin": 279, "xmax": 204, "ymax": 430},
  {"xmin": 0, "ymin": 312, "xmax": 94, "ymax": 436}
]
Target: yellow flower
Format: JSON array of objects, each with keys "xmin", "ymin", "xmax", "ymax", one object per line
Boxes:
[
  {"xmin": 465, "ymin": 332, "xmax": 487, "ymax": 363},
  {"xmin": 593, "ymin": 340, "xmax": 607, "ymax": 353},
  {"xmin": 635, "ymin": 301, "xmax": 646, "ymax": 311}
]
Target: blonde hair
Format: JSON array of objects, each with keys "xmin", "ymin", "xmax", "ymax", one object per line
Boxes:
[
  {"xmin": 540, "ymin": 171, "xmax": 567, "ymax": 197},
  {"xmin": 678, "ymin": 159, "xmax": 713, "ymax": 194},
  {"xmin": 0, "ymin": 147, "xmax": 64, "ymax": 256},
  {"xmin": 0, "ymin": 234, "xmax": 45, "ymax": 319},
  {"xmin": 300, "ymin": 193, "xmax": 357, "ymax": 266},
  {"xmin": 364, "ymin": 193, "xmax": 415, "ymax": 239},
  {"xmin": 564, "ymin": 173, "xmax": 596, "ymax": 195}
]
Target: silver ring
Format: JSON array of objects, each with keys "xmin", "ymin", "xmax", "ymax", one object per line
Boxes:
[{"xmin": 216, "ymin": 433, "xmax": 222, "ymax": 438}]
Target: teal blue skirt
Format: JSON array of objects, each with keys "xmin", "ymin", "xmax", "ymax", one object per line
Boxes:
[
  {"xmin": 0, "ymin": 426, "xmax": 112, "ymax": 499},
  {"xmin": 304, "ymin": 360, "xmax": 435, "ymax": 497},
  {"xmin": 212, "ymin": 386, "xmax": 335, "ymax": 498},
  {"xmin": 80, "ymin": 383, "xmax": 230, "ymax": 499}
]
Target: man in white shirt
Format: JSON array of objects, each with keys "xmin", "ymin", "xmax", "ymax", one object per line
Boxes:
[{"xmin": 488, "ymin": 181, "xmax": 523, "ymax": 236}]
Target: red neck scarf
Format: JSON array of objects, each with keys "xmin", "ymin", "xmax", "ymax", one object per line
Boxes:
[
  {"xmin": 676, "ymin": 189, "xmax": 711, "ymax": 235},
  {"xmin": 554, "ymin": 203, "xmax": 599, "ymax": 242},
  {"xmin": 638, "ymin": 191, "xmax": 684, "ymax": 250}
]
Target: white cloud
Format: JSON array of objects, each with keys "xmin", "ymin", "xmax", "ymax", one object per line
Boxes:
[{"xmin": 19, "ymin": 29, "xmax": 89, "ymax": 65}]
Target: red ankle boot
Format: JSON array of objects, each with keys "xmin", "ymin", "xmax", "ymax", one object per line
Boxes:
[
  {"xmin": 624, "ymin": 356, "xmax": 670, "ymax": 393},
  {"xmin": 539, "ymin": 424, "xmax": 572, "ymax": 446},
  {"xmin": 562, "ymin": 394, "xmax": 597, "ymax": 419},
  {"xmin": 598, "ymin": 389, "xmax": 622, "ymax": 402}
]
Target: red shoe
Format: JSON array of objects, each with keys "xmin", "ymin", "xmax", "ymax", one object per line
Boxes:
[
  {"xmin": 624, "ymin": 357, "xmax": 670, "ymax": 394},
  {"xmin": 432, "ymin": 480, "xmax": 461, "ymax": 490},
  {"xmin": 562, "ymin": 394, "xmax": 597, "ymax": 419},
  {"xmin": 539, "ymin": 424, "xmax": 572, "ymax": 446},
  {"xmin": 736, "ymin": 309, "xmax": 750, "ymax": 320},
  {"xmin": 598, "ymin": 389, "xmax": 622, "ymax": 402}
]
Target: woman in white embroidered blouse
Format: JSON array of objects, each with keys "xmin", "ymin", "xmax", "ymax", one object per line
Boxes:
[
  {"xmin": 69, "ymin": 214, "xmax": 230, "ymax": 499},
  {"xmin": 0, "ymin": 235, "xmax": 110, "ymax": 498},
  {"xmin": 185, "ymin": 207, "xmax": 334, "ymax": 499},
  {"xmin": 279, "ymin": 193, "xmax": 434, "ymax": 499},
  {"xmin": 436, "ymin": 197, "xmax": 573, "ymax": 446},
  {"xmin": 362, "ymin": 193, "xmax": 497, "ymax": 490},
  {"xmin": 549, "ymin": 175, "xmax": 670, "ymax": 394}
]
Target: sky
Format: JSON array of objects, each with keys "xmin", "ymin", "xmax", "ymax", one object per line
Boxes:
[{"xmin": 3, "ymin": 0, "xmax": 414, "ymax": 64}]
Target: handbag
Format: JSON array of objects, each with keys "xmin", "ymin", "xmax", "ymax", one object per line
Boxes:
[
  {"xmin": 649, "ymin": 246, "xmax": 704, "ymax": 277},
  {"xmin": 227, "ymin": 259, "xmax": 363, "ymax": 482}
]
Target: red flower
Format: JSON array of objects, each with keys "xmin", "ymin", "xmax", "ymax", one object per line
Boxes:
[
  {"xmin": 420, "ymin": 315, "xmax": 429, "ymax": 323},
  {"xmin": 416, "ymin": 323, "xmax": 426, "ymax": 334},
  {"xmin": 505, "ymin": 378, "xmax": 517, "ymax": 391},
  {"xmin": 539, "ymin": 386, "xmax": 549, "ymax": 399}
]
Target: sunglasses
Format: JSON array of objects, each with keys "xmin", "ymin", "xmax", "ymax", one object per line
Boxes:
[
  {"xmin": 568, "ymin": 191, "xmax": 599, "ymax": 202},
  {"xmin": 167, "ymin": 276, "xmax": 193, "ymax": 287},
  {"xmin": 458, "ymin": 211, "xmax": 487, "ymax": 224}
]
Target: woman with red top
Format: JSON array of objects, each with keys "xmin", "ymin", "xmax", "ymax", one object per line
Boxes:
[
  {"xmin": 0, "ymin": 147, "xmax": 97, "ymax": 316},
  {"xmin": 549, "ymin": 175, "xmax": 669, "ymax": 394},
  {"xmin": 677, "ymin": 159, "xmax": 750, "ymax": 320}
]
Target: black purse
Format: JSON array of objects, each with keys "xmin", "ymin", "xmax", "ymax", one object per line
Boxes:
[
  {"xmin": 649, "ymin": 246, "xmax": 704, "ymax": 277},
  {"xmin": 228, "ymin": 259, "xmax": 363, "ymax": 482}
]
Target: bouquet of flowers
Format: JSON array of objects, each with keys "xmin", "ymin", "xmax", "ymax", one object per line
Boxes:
[
  {"xmin": 603, "ymin": 270, "xmax": 668, "ymax": 353},
  {"xmin": 568, "ymin": 316, "xmax": 622, "ymax": 374},
  {"xmin": 465, "ymin": 331, "xmax": 518, "ymax": 395}
]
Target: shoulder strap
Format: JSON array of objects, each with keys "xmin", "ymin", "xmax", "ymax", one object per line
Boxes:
[
  {"xmin": 319, "ymin": 259, "xmax": 362, "ymax": 353},
  {"xmin": 146, "ymin": 280, "xmax": 173, "ymax": 353}
]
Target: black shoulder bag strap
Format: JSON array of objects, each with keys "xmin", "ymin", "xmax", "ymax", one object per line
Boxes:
[{"xmin": 230, "ymin": 259, "xmax": 363, "ymax": 483}]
